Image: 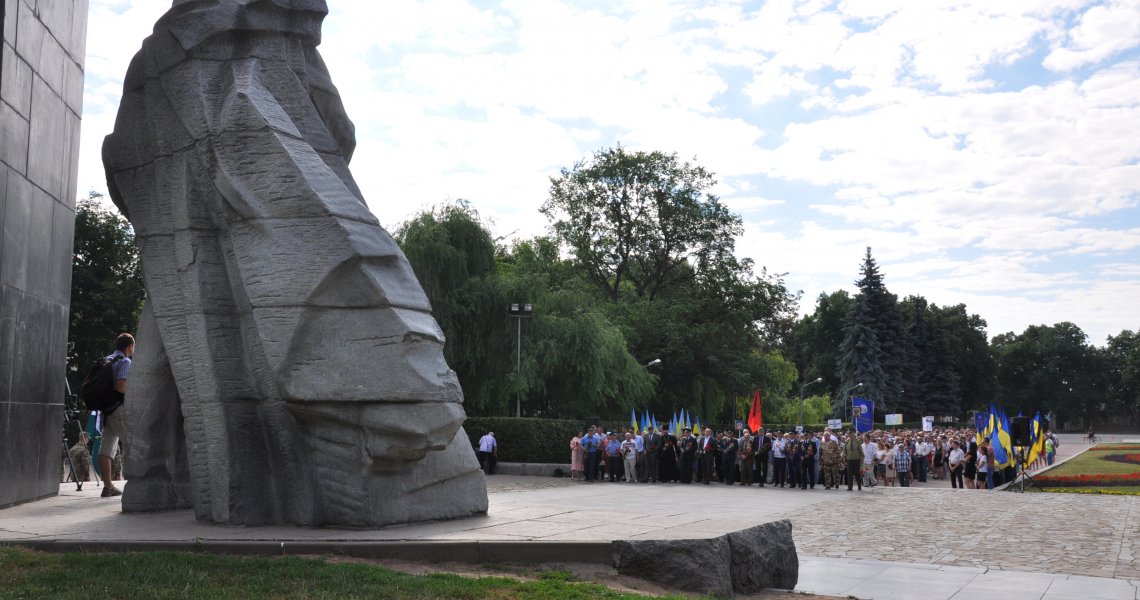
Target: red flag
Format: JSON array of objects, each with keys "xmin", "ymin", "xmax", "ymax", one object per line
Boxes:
[{"xmin": 747, "ymin": 388, "xmax": 762, "ymax": 432}]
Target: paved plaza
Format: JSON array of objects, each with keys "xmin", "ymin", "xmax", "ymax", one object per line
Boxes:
[{"xmin": 1, "ymin": 433, "xmax": 1137, "ymax": 599}]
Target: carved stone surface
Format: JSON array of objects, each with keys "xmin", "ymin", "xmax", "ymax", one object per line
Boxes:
[
  {"xmin": 102, "ymin": 0, "xmax": 487, "ymax": 527},
  {"xmin": 613, "ymin": 520, "xmax": 798, "ymax": 598},
  {"xmin": 614, "ymin": 536, "xmax": 733, "ymax": 598},
  {"xmin": 725, "ymin": 519, "xmax": 798, "ymax": 593}
]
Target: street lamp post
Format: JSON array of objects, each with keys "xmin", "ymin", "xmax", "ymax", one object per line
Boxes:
[
  {"xmin": 509, "ymin": 303, "xmax": 533, "ymax": 417},
  {"xmin": 799, "ymin": 377, "xmax": 824, "ymax": 427},
  {"xmin": 844, "ymin": 382, "xmax": 865, "ymax": 424}
]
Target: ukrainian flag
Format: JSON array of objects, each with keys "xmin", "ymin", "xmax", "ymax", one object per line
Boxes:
[{"xmin": 630, "ymin": 409, "xmax": 639, "ymax": 434}]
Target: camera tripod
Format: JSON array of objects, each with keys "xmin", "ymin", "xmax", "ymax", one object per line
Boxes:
[
  {"xmin": 61, "ymin": 378, "xmax": 89, "ymax": 491},
  {"xmin": 1005, "ymin": 447, "xmax": 1037, "ymax": 493}
]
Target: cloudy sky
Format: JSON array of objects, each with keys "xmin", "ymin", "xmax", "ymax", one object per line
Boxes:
[{"xmin": 78, "ymin": 0, "xmax": 1140, "ymax": 345}]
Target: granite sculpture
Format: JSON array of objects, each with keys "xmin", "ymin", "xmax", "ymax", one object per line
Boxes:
[{"xmin": 101, "ymin": 0, "xmax": 488, "ymax": 526}]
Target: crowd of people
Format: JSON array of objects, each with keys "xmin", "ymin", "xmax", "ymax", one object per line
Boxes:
[{"xmin": 566, "ymin": 424, "xmax": 1061, "ymax": 490}]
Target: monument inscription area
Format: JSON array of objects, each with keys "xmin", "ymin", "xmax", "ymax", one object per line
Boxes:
[{"xmin": 102, "ymin": 0, "xmax": 488, "ymax": 526}]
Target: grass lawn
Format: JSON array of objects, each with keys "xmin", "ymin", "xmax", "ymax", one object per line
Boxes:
[{"xmin": 0, "ymin": 547, "xmax": 684, "ymax": 600}]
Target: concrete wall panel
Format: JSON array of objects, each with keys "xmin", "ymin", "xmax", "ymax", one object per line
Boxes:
[{"xmin": 0, "ymin": 0, "xmax": 87, "ymax": 509}]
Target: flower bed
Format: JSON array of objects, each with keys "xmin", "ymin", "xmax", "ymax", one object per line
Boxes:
[{"xmin": 1034, "ymin": 443, "xmax": 1140, "ymax": 494}]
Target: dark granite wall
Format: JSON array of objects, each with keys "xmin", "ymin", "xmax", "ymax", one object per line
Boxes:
[{"xmin": 1, "ymin": 0, "xmax": 88, "ymax": 509}]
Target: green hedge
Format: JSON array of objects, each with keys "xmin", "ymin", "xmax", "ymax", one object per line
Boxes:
[{"xmin": 462, "ymin": 418, "xmax": 968, "ymax": 464}]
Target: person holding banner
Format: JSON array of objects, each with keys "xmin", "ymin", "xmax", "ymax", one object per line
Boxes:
[{"xmin": 844, "ymin": 432, "xmax": 864, "ymax": 491}]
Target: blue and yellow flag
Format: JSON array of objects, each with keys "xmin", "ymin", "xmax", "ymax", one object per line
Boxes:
[{"xmin": 630, "ymin": 409, "xmax": 639, "ymax": 434}]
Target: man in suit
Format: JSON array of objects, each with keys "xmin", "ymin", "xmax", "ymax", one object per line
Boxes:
[
  {"xmin": 756, "ymin": 430, "xmax": 771, "ymax": 486},
  {"xmin": 720, "ymin": 430, "xmax": 738, "ymax": 485},
  {"xmin": 698, "ymin": 428, "xmax": 717, "ymax": 484},
  {"xmin": 678, "ymin": 428, "xmax": 697, "ymax": 484},
  {"xmin": 642, "ymin": 426, "xmax": 660, "ymax": 483}
]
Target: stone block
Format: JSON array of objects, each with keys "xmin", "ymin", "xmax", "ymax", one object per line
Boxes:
[
  {"xmin": 2, "ymin": 42, "xmax": 34, "ymax": 117},
  {"xmin": 615, "ymin": 536, "xmax": 734, "ymax": 598},
  {"xmin": 0, "ymin": 284, "xmax": 17, "ymax": 403},
  {"xmin": 726, "ymin": 520, "xmax": 799, "ymax": 593},
  {"xmin": 0, "ymin": 97, "xmax": 29, "ymax": 170},
  {"xmin": 14, "ymin": 0, "xmax": 41, "ymax": 71},
  {"xmin": 1, "ymin": 171, "xmax": 30, "ymax": 289},
  {"xmin": 0, "ymin": 403, "xmax": 13, "ymax": 508},
  {"xmin": 62, "ymin": 53, "xmax": 81, "ymax": 113},
  {"xmin": 36, "ymin": 30, "xmax": 64, "ymax": 97},
  {"xmin": 26, "ymin": 76, "xmax": 65, "ymax": 196},
  {"xmin": 24, "ymin": 181, "xmax": 52, "ymax": 299},
  {"xmin": 48, "ymin": 199, "xmax": 73, "ymax": 303},
  {"xmin": 4, "ymin": 0, "xmax": 17, "ymax": 46},
  {"xmin": 10, "ymin": 291, "xmax": 53, "ymax": 403},
  {"xmin": 6, "ymin": 401, "xmax": 59, "ymax": 503},
  {"xmin": 67, "ymin": 0, "xmax": 86, "ymax": 61},
  {"xmin": 36, "ymin": 0, "xmax": 70, "ymax": 48},
  {"xmin": 60, "ymin": 105, "xmax": 78, "ymax": 202}
]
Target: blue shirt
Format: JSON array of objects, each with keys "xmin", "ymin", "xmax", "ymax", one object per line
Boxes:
[
  {"xmin": 106, "ymin": 351, "xmax": 131, "ymax": 382},
  {"xmin": 605, "ymin": 440, "xmax": 621, "ymax": 456},
  {"xmin": 582, "ymin": 435, "xmax": 598, "ymax": 453}
]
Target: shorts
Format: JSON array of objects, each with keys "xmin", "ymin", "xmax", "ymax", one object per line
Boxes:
[
  {"xmin": 975, "ymin": 470, "xmax": 987, "ymax": 481},
  {"xmin": 98, "ymin": 408, "xmax": 126, "ymax": 459}
]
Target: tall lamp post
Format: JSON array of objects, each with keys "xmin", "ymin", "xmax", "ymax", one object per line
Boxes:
[
  {"xmin": 509, "ymin": 303, "xmax": 533, "ymax": 417},
  {"xmin": 844, "ymin": 382, "xmax": 865, "ymax": 424},
  {"xmin": 799, "ymin": 377, "xmax": 823, "ymax": 427}
]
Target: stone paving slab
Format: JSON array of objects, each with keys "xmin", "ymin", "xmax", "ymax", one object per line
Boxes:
[{"xmin": 798, "ymin": 557, "xmax": 1140, "ymax": 600}]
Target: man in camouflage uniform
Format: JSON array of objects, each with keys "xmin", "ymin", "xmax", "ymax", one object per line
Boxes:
[{"xmin": 821, "ymin": 431, "xmax": 843, "ymax": 490}]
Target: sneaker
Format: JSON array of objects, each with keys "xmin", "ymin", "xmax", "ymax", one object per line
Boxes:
[{"xmin": 101, "ymin": 486, "xmax": 122, "ymax": 498}]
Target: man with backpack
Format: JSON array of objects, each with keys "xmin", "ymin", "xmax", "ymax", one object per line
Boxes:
[{"xmin": 85, "ymin": 333, "xmax": 134, "ymax": 498}]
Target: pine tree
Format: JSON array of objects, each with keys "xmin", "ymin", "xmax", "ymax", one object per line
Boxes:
[
  {"xmin": 924, "ymin": 312, "xmax": 962, "ymax": 416},
  {"xmin": 836, "ymin": 293, "xmax": 888, "ymax": 418},
  {"xmin": 851, "ymin": 247, "xmax": 906, "ymax": 413}
]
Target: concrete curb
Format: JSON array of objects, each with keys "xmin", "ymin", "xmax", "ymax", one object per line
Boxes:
[{"xmin": 4, "ymin": 538, "xmax": 615, "ymax": 565}]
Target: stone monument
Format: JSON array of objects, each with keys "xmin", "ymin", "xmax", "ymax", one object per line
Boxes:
[{"xmin": 102, "ymin": 0, "xmax": 488, "ymax": 526}]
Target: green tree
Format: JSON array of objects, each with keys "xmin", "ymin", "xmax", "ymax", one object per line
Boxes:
[
  {"xmin": 395, "ymin": 203, "xmax": 513, "ymax": 415},
  {"xmin": 68, "ymin": 192, "xmax": 145, "ymax": 386},
  {"xmin": 841, "ymin": 248, "xmax": 903, "ymax": 414},
  {"xmin": 540, "ymin": 146, "xmax": 799, "ymax": 423},
  {"xmin": 993, "ymin": 322, "xmax": 1102, "ymax": 429},
  {"xmin": 934, "ymin": 303, "xmax": 996, "ymax": 411},
  {"xmin": 1105, "ymin": 330, "xmax": 1140, "ymax": 428},
  {"xmin": 836, "ymin": 293, "xmax": 888, "ymax": 417},
  {"xmin": 789, "ymin": 290, "xmax": 852, "ymax": 393},
  {"xmin": 541, "ymin": 145, "xmax": 741, "ymax": 301}
]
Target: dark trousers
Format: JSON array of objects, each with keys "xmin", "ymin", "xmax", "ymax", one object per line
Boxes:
[
  {"xmin": 645, "ymin": 451, "xmax": 658, "ymax": 482},
  {"xmin": 950, "ymin": 466, "xmax": 964, "ymax": 488},
  {"xmin": 846, "ymin": 459, "xmax": 862, "ymax": 490},
  {"xmin": 700, "ymin": 454, "xmax": 716, "ymax": 484},
  {"xmin": 585, "ymin": 452, "xmax": 599, "ymax": 481},
  {"xmin": 680, "ymin": 456, "xmax": 695, "ymax": 483},
  {"xmin": 757, "ymin": 454, "xmax": 769, "ymax": 485},
  {"xmin": 898, "ymin": 471, "xmax": 910, "ymax": 487},
  {"xmin": 773, "ymin": 457, "xmax": 787, "ymax": 486},
  {"xmin": 606, "ymin": 455, "xmax": 622, "ymax": 481},
  {"xmin": 917, "ymin": 456, "xmax": 928, "ymax": 482},
  {"xmin": 478, "ymin": 451, "xmax": 497, "ymax": 474},
  {"xmin": 801, "ymin": 459, "xmax": 815, "ymax": 489},
  {"xmin": 722, "ymin": 456, "xmax": 737, "ymax": 484},
  {"xmin": 788, "ymin": 460, "xmax": 800, "ymax": 488}
]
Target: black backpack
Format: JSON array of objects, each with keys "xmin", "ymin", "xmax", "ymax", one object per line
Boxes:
[{"xmin": 80, "ymin": 355, "xmax": 126, "ymax": 412}]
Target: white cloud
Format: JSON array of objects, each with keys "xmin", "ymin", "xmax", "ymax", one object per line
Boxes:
[
  {"xmin": 75, "ymin": 0, "xmax": 1140, "ymax": 344},
  {"xmin": 1044, "ymin": 0, "xmax": 1140, "ymax": 71}
]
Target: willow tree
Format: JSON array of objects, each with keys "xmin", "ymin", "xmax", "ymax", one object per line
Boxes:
[{"xmin": 395, "ymin": 203, "xmax": 512, "ymax": 415}]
